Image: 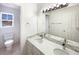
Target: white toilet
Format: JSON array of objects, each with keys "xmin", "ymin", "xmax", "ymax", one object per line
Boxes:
[
  {"xmin": 3, "ymin": 32, "xmax": 14, "ymax": 50},
  {"xmin": 4, "ymin": 40, "xmax": 14, "ymax": 50}
]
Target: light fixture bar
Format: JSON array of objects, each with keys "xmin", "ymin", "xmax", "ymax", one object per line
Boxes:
[{"xmin": 42, "ymin": 3, "xmax": 69, "ymax": 13}]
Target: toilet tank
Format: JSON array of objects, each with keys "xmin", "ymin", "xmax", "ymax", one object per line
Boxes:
[{"xmin": 2, "ymin": 28, "xmax": 14, "ymax": 42}]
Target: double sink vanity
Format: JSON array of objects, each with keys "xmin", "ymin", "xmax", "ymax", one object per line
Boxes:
[{"xmin": 22, "ymin": 33, "xmax": 79, "ymax": 55}]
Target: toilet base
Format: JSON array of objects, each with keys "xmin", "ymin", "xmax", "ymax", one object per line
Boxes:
[
  {"xmin": 4, "ymin": 40, "xmax": 14, "ymax": 51},
  {"xmin": 6, "ymin": 46, "xmax": 13, "ymax": 51}
]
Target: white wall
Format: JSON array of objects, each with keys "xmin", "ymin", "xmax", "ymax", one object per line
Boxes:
[
  {"xmin": 37, "ymin": 3, "xmax": 51, "ymax": 33},
  {"xmin": 37, "ymin": 12, "xmax": 46, "ymax": 33},
  {"xmin": 20, "ymin": 3, "xmax": 38, "ymax": 50}
]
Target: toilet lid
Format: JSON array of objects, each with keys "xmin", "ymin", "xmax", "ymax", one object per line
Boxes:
[{"xmin": 4, "ymin": 40, "xmax": 14, "ymax": 45}]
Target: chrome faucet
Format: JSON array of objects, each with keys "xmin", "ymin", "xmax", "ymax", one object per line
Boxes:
[
  {"xmin": 39, "ymin": 33, "xmax": 46, "ymax": 39},
  {"xmin": 62, "ymin": 30, "xmax": 67, "ymax": 50},
  {"xmin": 62, "ymin": 38, "xmax": 67, "ymax": 50}
]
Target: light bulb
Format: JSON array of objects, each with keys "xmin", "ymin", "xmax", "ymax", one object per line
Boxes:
[
  {"xmin": 56, "ymin": 4, "xmax": 60, "ymax": 7},
  {"xmin": 47, "ymin": 8, "xmax": 49, "ymax": 10},
  {"xmin": 62, "ymin": 3, "xmax": 66, "ymax": 5}
]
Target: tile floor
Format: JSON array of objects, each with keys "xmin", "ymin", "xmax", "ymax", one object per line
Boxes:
[{"xmin": 0, "ymin": 42, "xmax": 21, "ymax": 55}]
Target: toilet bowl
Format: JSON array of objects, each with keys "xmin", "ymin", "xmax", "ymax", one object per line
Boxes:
[{"xmin": 4, "ymin": 40, "xmax": 14, "ymax": 50}]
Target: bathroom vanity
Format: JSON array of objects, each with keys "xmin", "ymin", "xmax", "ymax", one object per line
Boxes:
[{"xmin": 23, "ymin": 34, "xmax": 79, "ymax": 55}]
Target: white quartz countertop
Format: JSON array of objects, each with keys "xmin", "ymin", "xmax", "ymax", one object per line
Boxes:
[
  {"xmin": 28, "ymin": 36, "xmax": 63, "ymax": 55},
  {"xmin": 27, "ymin": 35, "xmax": 79, "ymax": 55}
]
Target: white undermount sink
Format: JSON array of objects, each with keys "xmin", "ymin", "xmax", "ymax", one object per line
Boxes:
[{"xmin": 53, "ymin": 48, "xmax": 69, "ymax": 55}]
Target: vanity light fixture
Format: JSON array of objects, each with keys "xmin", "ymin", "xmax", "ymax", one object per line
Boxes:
[{"xmin": 42, "ymin": 3, "xmax": 69, "ymax": 13}]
